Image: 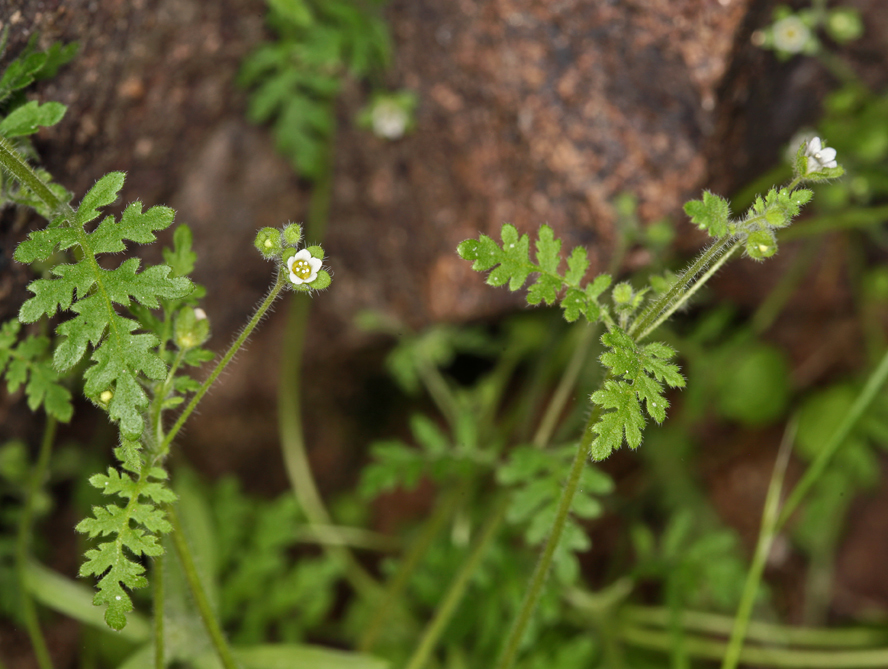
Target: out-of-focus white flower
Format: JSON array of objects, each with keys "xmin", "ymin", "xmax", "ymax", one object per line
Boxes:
[
  {"xmin": 371, "ymin": 100, "xmax": 409, "ymax": 140},
  {"xmin": 804, "ymin": 137, "xmax": 838, "ymax": 173},
  {"xmin": 785, "ymin": 129, "xmax": 817, "ymax": 164},
  {"xmin": 772, "ymin": 15, "xmax": 811, "ymax": 54},
  {"xmin": 287, "ymin": 249, "xmax": 322, "ymax": 285}
]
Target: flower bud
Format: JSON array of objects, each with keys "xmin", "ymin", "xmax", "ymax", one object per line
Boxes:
[
  {"xmin": 746, "ymin": 230, "xmax": 777, "ymax": 260},
  {"xmin": 254, "ymin": 227, "xmax": 282, "ymax": 259},
  {"xmin": 174, "ymin": 307, "xmax": 211, "ymax": 350},
  {"xmin": 282, "ymin": 223, "xmax": 303, "ymax": 246},
  {"xmin": 612, "ymin": 282, "xmax": 634, "ymax": 305}
]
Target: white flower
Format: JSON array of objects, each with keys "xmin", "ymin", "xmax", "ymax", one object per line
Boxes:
[
  {"xmin": 371, "ymin": 100, "xmax": 409, "ymax": 140},
  {"xmin": 772, "ymin": 15, "xmax": 811, "ymax": 54},
  {"xmin": 193, "ymin": 308, "xmax": 207, "ymax": 321},
  {"xmin": 287, "ymin": 249, "xmax": 322, "ymax": 285},
  {"xmin": 804, "ymin": 137, "xmax": 838, "ymax": 173}
]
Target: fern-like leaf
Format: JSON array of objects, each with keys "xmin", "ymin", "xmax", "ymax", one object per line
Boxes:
[
  {"xmin": 498, "ymin": 445, "xmax": 613, "ymax": 583},
  {"xmin": 76, "ymin": 466, "xmax": 176, "ymax": 630},
  {"xmin": 0, "ymin": 320, "xmax": 72, "ymax": 422},
  {"xmin": 14, "ymin": 173, "xmax": 193, "ymax": 438},
  {"xmin": 458, "ymin": 223, "xmax": 612, "ymax": 324},
  {"xmin": 590, "ymin": 329, "xmax": 685, "ymax": 460}
]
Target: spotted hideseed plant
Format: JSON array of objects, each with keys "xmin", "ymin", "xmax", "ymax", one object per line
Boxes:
[{"xmin": 0, "ymin": 33, "xmax": 848, "ymax": 669}]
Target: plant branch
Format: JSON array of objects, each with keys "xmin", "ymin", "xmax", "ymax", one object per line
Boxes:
[
  {"xmin": 722, "ymin": 420, "xmax": 797, "ymax": 669},
  {"xmin": 777, "ymin": 347, "xmax": 888, "ymax": 530},
  {"xmin": 153, "ymin": 554, "xmax": 164, "ymax": 669},
  {"xmin": 0, "ymin": 135, "xmax": 73, "ymax": 220},
  {"xmin": 15, "ymin": 417, "xmax": 57, "ymax": 669},
  {"xmin": 496, "ymin": 399, "xmax": 604, "ymax": 669},
  {"xmin": 359, "ymin": 484, "xmax": 465, "ymax": 652},
  {"xmin": 159, "ymin": 269, "xmax": 287, "ymax": 456},
  {"xmin": 629, "ymin": 235, "xmax": 737, "ymax": 340},
  {"xmin": 167, "ymin": 507, "xmax": 238, "ymax": 669},
  {"xmin": 405, "ymin": 497, "xmax": 508, "ymax": 669}
]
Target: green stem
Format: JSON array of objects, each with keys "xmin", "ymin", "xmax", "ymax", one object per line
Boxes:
[
  {"xmin": 359, "ymin": 484, "xmax": 464, "ymax": 652},
  {"xmin": 405, "ymin": 497, "xmax": 508, "ymax": 669},
  {"xmin": 15, "ymin": 417, "xmax": 57, "ymax": 669},
  {"xmin": 278, "ymin": 294, "xmax": 380, "ymax": 600},
  {"xmin": 777, "ymin": 347, "xmax": 888, "ymax": 530},
  {"xmin": 629, "ymin": 235, "xmax": 737, "ymax": 340},
  {"xmin": 159, "ymin": 270, "xmax": 287, "ymax": 455},
  {"xmin": 417, "ymin": 357, "xmax": 460, "ymax": 429},
  {"xmin": 620, "ymin": 624, "xmax": 888, "ymax": 667},
  {"xmin": 496, "ymin": 402, "xmax": 603, "ymax": 669},
  {"xmin": 150, "ymin": 349, "xmax": 185, "ymax": 453},
  {"xmin": 167, "ymin": 507, "xmax": 238, "ymax": 669},
  {"xmin": 722, "ymin": 420, "xmax": 797, "ymax": 669},
  {"xmin": 0, "ymin": 135, "xmax": 73, "ymax": 219},
  {"xmin": 619, "ymin": 605, "xmax": 888, "ymax": 648},
  {"xmin": 636, "ymin": 244, "xmax": 739, "ymax": 342},
  {"xmin": 532, "ymin": 322, "xmax": 598, "ymax": 448},
  {"xmin": 153, "ymin": 554, "xmax": 165, "ymax": 669}
]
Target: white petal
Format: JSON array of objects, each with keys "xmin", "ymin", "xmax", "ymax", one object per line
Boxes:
[
  {"xmin": 819, "ymin": 147, "xmax": 837, "ymax": 162},
  {"xmin": 807, "ymin": 137, "xmax": 823, "ymax": 154},
  {"xmin": 293, "ymin": 248, "xmax": 313, "ymax": 261},
  {"xmin": 308, "ymin": 256, "xmax": 323, "ymax": 272}
]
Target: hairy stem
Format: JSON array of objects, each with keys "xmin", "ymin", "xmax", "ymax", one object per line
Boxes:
[
  {"xmin": 496, "ymin": 401, "xmax": 603, "ymax": 669},
  {"xmin": 635, "ymin": 244, "xmax": 739, "ymax": 342},
  {"xmin": 722, "ymin": 421, "xmax": 796, "ymax": 669},
  {"xmin": 167, "ymin": 507, "xmax": 237, "ymax": 669},
  {"xmin": 405, "ymin": 497, "xmax": 508, "ymax": 669},
  {"xmin": 15, "ymin": 417, "xmax": 57, "ymax": 669},
  {"xmin": 159, "ymin": 269, "xmax": 287, "ymax": 455},
  {"xmin": 0, "ymin": 135, "xmax": 74, "ymax": 220},
  {"xmin": 629, "ymin": 235, "xmax": 736, "ymax": 340}
]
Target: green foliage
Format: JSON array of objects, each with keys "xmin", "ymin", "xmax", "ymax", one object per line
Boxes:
[
  {"xmin": 240, "ymin": 0, "xmax": 391, "ymax": 178},
  {"xmin": 632, "ymin": 509, "xmax": 748, "ymax": 611},
  {"xmin": 211, "ymin": 478, "xmax": 345, "ymax": 644},
  {"xmin": 457, "ymin": 223, "xmax": 612, "ymax": 324},
  {"xmin": 361, "ymin": 413, "xmax": 492, "ymax": 498},
  {"xmin": 0, "ymin": 319, "xmax": 72, "ymax": 421},
  {"xmin": 683, "ymin": 185, "xmax": 813, "ymax": 259},
  {"xmin": 792, "ymin": 385, "xmax": 888, "ymax": 553},
  {"xmin": 0, "ymin": 100, "xmax": 66, "ymax": 137},
  {"xmin": 0, "ymin": 33, "xmax": 78, "ymax": 105},
  {"xmin": 76, "ymin": 466, "xmax": 176, "ymax": 630},
  {"xmin": 684, "ymin": 191, "xmax": 731, "ymax": 237},
  {"xmin": 498, "ymin": 445, "xmax": 613, "ymax": 584},
  {"xmin": 590, "ymin": 329, "xmax": 685, "ymax": 460},
  {"xmin": 14, "ymin": 173, "xmax": 193, "ymax": 438}
]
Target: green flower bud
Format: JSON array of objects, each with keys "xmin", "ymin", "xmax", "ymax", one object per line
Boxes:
[
  {"xmin": 746, "ymin": 229, "xmax": 777, "ymax": 260},
  {"xmin": 826, "ymin": 8, "xmax": 863, "ymax": 44},
  {"xmin": 254, "ymin": 227, "xmax": 282, "ymax": 259},
  {"xmin": 174, "ymin": 307, "xmax": 210, "ymax": 350},
  {"xmin": 283, "ymin": 223, "xmax": 303, "ymax": 246},
  {"xmin": 612, "ymin": 282, "xmax": 634, "ymax": 305}
]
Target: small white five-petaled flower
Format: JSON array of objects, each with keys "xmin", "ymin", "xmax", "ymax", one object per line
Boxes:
[
  {"xmin": 772, "ymin": 15, "xmax": 811, "ymax": 54},
  {"xmin": 804, "ymin": 137, "xmax": 838, "ymax": 173},
  {"xmin": 371, "ymin": 100, "xmax": 409, "ymax": 140},
  {"xmin": 287, "ymin": 249, "xmax": 322, "ymax": 285}
]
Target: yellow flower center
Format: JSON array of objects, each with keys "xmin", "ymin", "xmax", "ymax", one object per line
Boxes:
[{"xmin": 293, "ymin": 259, "xmax": 312, "ymax": 279}]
